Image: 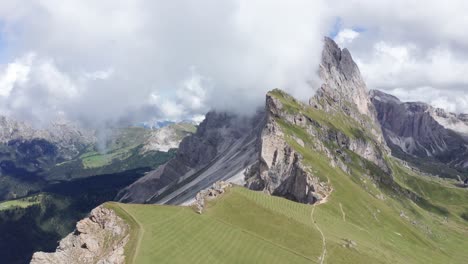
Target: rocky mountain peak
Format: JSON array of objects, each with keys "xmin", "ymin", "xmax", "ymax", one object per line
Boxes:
[
  {"xmin": 318, "ymin": 37, "xmax": 372, "ymax": 117},
  {"xmin": 311, "ymin": 38, "xmax": 387, "ymax": 148},
  {"xmin": 321, "ymin": 37, "xmax": 359, "ymax": 81}
]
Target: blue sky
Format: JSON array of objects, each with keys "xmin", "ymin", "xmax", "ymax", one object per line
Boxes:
[
  {"xmin": 328, "ymin": 17, "xmax": 343, "ymax": 38},
  {"xmin": 328, "ymin": 17, "xmax": 366, "ymax": 40},
  {"xmin": 0, "ymin": 20, "xmax": 6, "ymax": 63},
  {"xmin": 0, "ymin": 19, "xmax": 9, "ymax": 65}
]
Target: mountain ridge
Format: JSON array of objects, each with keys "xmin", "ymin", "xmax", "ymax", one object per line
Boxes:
[
  {"xmin": 117, "ymin": 36, "xmax": 391, "ymax": 205},
  {"xmin": 370, "ymin": 89, "xmax": 468, "ymax": 178}
]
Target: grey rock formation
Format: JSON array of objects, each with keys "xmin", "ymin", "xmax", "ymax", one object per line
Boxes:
[
  {"xmin": 370, "ymin": 89, "xmax": 468, "ymax": 172},
  {"xmin": 245, "ymin": 94, "xmax": 332, "ymax": 203},
  {"xmin": 116, "ymin": 111, "xmax": 265, "ymax": 204},
  {"xmin": 193, "ymin": 181, "xmax": 232, "ymax": 214},
  {"xmin": 316, "ymin": 37, "xmax": 377, "ymax": 123},
  {"xmin": 30, "ymin": 206, "xmax": 129, "ymax": 264},
  {"xmin": 311, "ymin": 37, "xmax": 390, "ymax": 172}
]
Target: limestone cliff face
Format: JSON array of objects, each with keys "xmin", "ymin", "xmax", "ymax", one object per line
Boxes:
[
  {"xmin": 311, "ymin": 37, "xmax": 389, "ymax": 172},
  {"xmin": 371, "ymin": 89, "xmax": 468, "ymax": 171},
  {"xmin": 316, "ymin": 37, "xmax": 379, "ymax": 126},
  {"xmin": 245, "ymin": 94, "xmax": 332, "ymax": 203},
  {"xmin": 30, "ymin": 206, "xmax": 129, "ymax": 264}
]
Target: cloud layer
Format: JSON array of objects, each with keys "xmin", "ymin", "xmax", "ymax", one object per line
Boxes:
[
  {"xmin": 0, "ymin": 0, "xmax": 329, "ymax": 128},
  {"xmin": 0, "ymin": 0, "xmax": 467, "ymax": 129},
  {"xmin": 330, "ymin": 0, "xmax": 468, "ymax": 113}
]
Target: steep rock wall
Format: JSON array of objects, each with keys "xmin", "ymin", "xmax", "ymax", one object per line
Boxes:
[{"xmin": 30, "ymin": 206, "xmax": 129, "ymax": 264}]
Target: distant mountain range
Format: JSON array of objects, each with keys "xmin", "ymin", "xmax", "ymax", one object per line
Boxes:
[
  {"xmin": 371, "ymin": 90, "xmax": 468, "ymax": 178},
  {"xmin": 0, "ymin": 117, "xmax": 197, "ymax": 201},
  {"xmin": 137, "ymin": 119, "xmax": 200, "ymax": 130},
  {"xmin": 0, "ymin": 118, "xmax": 196, "ymax": 264}
]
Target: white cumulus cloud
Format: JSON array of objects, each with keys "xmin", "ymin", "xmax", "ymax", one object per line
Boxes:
[{"xmin": 334, "ymin": 29, "xmax": 360, "ymax": 47}]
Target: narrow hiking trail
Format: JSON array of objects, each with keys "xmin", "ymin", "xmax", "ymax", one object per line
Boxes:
[
  {"xmin": 310, "ymin": 177, "xmax": 332, "ymax": 264},
  {"xmin": 339, "ymin": 203, "xmax": 346, "ymax": 222},
  {"xmin": 311, "ymin": 205, "xmax": 327, "ymax": 264}
]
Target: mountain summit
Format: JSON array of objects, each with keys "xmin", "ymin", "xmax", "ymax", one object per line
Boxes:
[{"xmin": 319, "ymin": 37, "xmax": 374, "ymax": 117}]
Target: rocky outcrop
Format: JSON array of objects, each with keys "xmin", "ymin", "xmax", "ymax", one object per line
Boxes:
[
  {"xmin": 370, "ymin": 89, "xmax": 468, "ymax": 171},
  {"xmin": 193, "ymin": 181, "xmax": 232, "ymax": 213},
  {"xmin": 142, "ymin": 122, "xmax": 196, "ymax": 152},
  {"xmin": 30, "ymin": 206, "xmax": 129, "ymax": 264},
  {"xmin": 245, "ymin": 94, "xmax": 332, "ymax": 203}
]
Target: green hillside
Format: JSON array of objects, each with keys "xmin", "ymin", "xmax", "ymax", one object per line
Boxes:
[
  {"xmin": 104, "ymin": 90, "xmax": 468, "ymax": 263},
  {"xmin": 108, "ymin": 171, "xmax": 468, "ymax": 264}
]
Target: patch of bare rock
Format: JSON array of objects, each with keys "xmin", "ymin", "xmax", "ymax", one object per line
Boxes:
[
  {"xmin": 193, "ymin": 181, "xmax": 232, "ymax": 214},
  {"xmin": 30, "ymin": 206, "xmax": 129, "ymax": 264}
]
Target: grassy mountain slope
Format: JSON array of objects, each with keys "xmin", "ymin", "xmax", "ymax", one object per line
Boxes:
[
  {"xmin": 108, "ymin": 188, "xmax": 323, "ymax": 264},
  {"xmin": 109, "ymin": 174, "xmax": 467, "ymax": 264},
  {"xmin": 103, "ymin": 90, "xmax": 468, "ymax": 264}
]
